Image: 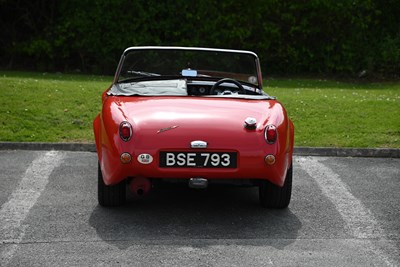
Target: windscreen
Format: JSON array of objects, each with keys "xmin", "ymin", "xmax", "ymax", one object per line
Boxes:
[{"xmin": 118, "ymin": 48, "xmax": 259, "ymax": 85}]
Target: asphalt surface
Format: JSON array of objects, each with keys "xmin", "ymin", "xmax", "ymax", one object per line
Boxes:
[{"xmin": 0, "ymin": 150, "xmax": 399, "ymax": 266}]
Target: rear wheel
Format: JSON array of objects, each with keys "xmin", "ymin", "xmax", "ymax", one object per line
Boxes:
[
  {"xmin": 98, "ymin": 162, "xmax": 126, "ymax": 207},
  {"xmin": 259, "ymin": 164, "xmax": 292, "ymax": 209}
]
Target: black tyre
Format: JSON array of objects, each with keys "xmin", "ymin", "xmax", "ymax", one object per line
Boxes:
[
  {"xmin": 98, "ymin": 162, "xmax": 126, "ymax": 207},
  {"xmin": 259, "ymin": 163, "xmax": 292, "ymax": 209}
]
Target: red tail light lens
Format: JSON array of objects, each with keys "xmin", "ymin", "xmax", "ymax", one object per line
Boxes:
[
  {"xmin": 120, "ymin": 121, "xmax": 132, "ymax": 141},
  {"xmin": 265, "ymin": 125, "xmax": 277, "ymax": 144}
]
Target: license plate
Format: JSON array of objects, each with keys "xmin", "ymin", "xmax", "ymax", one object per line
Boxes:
[{"xmin": 159, "ymin": 152, "xmax": 237, "ymax": 168}]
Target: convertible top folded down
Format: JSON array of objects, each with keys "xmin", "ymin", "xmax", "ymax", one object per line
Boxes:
[{"xmin": 108, "ymin": 79, "xmax": 188, "ymax": 96}]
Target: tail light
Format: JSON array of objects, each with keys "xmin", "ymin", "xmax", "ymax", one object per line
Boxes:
[
  {"xmin": 265, "ymin": 125, "xmax": 277, "ymax": 144},
  {"xmin": 119, "ymin": 121, "xmax": 132, "ymax": 141}
]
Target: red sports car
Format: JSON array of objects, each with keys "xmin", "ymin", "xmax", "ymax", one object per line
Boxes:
[{"xmin": 93, "ymin": 46, "xmax": 294, "ymax": 208}]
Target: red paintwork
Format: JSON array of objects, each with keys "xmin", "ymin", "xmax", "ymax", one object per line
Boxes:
[{"xmin": 94, "ymin": 90, "xmax": 294, "ymax": 188}]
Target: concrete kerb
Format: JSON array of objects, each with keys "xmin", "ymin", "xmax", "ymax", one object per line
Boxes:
[
  {"xmin": 0, "ymin": 142, "xmax": 399, "ymax": 158},
  {"xmin": 0, "ymin": 142, "xmax": 96, "ymax": 152},
  {"xmin": 294, "ymin": 147, "xmax": 400, "ymax": 158}
]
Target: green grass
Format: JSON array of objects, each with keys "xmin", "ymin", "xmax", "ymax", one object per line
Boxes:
[
  {"xmin": 0, "ymin": 71, "xmax": 399, "ymax": 148},
  {"xmin": 266, "ymin": 78, "xmax": 400, "ymax": 148},
  {"xmin": 0, "ymin": 71, "xmax": 111, "ymax": 142}
]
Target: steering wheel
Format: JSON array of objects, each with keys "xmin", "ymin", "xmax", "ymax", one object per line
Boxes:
[{"xmin": 210, "ymin": 78, "xmax": 246, "ymax": 95}]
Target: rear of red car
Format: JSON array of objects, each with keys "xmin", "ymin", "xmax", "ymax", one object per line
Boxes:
[
  {"xmin": 94, "ymin": 96, "xmax": 293, "ymax": 207},
  {"xmin": 93, "ymin": 47, "xmax": 294, "ymax": 208}
]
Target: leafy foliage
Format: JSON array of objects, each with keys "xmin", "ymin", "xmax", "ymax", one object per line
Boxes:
[{"xmin": 0, "ymin": 0, "xmax": 399, "ymax": 77}]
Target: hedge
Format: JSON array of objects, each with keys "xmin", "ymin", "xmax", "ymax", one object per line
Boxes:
[{"xmin": 0, "ymin": 0, "xmax": 399, "ymax": 77}]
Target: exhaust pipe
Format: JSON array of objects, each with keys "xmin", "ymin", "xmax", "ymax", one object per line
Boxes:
[
  {"xmin": 129, "ymin": 177, "xmax": 151, "ymax": 197},
  {"xmin": 189, "ymin": 178, "xmax": 208, "ymax": 189}
]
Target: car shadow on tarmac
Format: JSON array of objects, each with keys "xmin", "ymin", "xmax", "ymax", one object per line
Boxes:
[{"xmin": 89, "ymin": 183, "xmax": 302, "ymax": 250}]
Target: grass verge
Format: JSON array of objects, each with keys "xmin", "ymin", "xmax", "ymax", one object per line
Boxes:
[
  {"xmin": 0, "ymin": 72, "xmax": 110, "ymax": 142},
  {"xmin": 266, "ymin": 78, "xmax": 400, "ymax": 148},
  {"xmin": 0, "ymin": 71, "xmax": 399, "ymax": 148}
]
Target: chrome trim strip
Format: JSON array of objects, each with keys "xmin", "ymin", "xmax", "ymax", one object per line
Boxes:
[{"xmin": 123, "ymin": 46, "xmax": 259, "ymax": 58}]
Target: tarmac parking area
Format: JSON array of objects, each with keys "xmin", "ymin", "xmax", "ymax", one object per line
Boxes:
[{"xmin": 0, "ymin": 150, "xmax": 399, "ymax": 266}]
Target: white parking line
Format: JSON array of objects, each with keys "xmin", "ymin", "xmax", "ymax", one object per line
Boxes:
[
  {"xmin": 297, "ymin": 156, "xmax": 395, "ymax": 267},
  {"xmin": 0, "ymin": 150, "xmax": 64, "ymax": 265}
]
